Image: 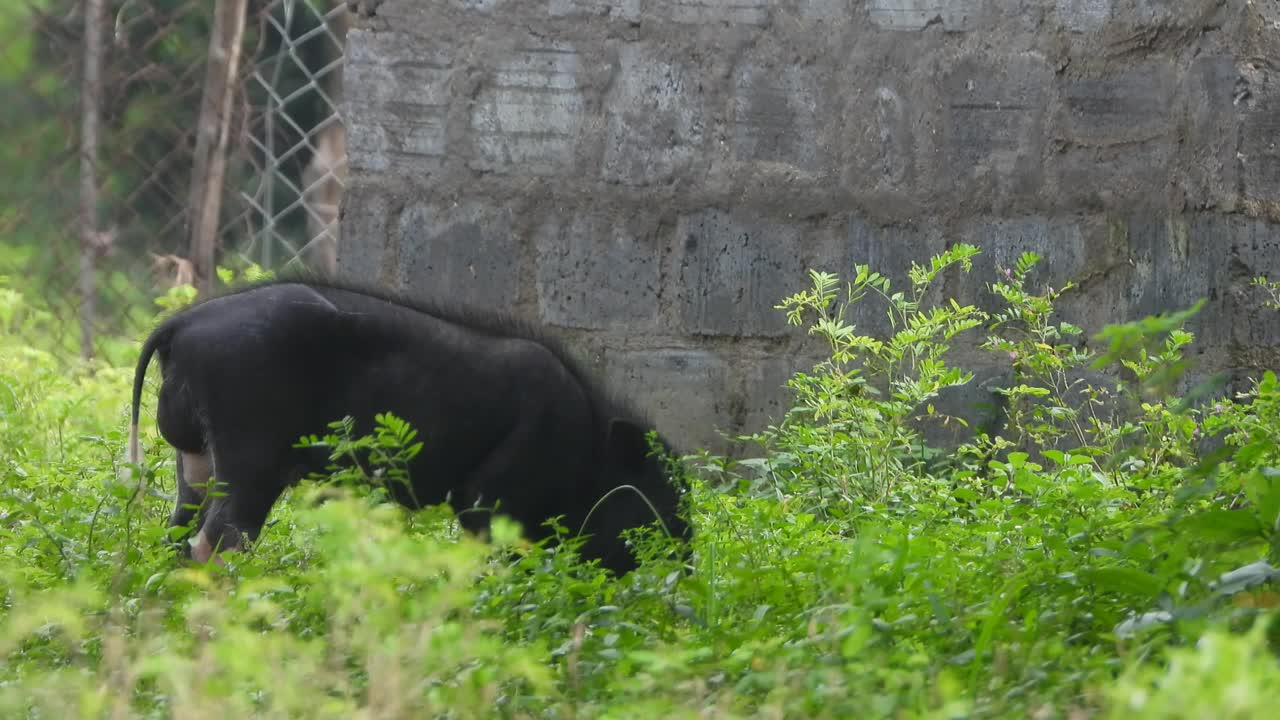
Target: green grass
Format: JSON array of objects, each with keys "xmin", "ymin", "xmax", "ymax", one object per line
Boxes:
[{"xmin": 2, "ymin": 252, "xmax": 1279, "ymax": 719}]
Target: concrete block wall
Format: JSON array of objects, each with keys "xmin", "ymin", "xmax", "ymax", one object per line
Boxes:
[{"xmin": 337, "ymin": 0, "xmax": 1280, "ymax": 454}]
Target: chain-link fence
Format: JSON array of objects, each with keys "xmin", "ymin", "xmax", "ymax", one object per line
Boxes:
[{"xmin": 2, "ymin": 0, "xmax": 349, "ymax": 364}]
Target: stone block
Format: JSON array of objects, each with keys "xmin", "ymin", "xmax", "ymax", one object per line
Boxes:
[
  {"xmin": 1051, "ymin": 141, "xmax": 1174, "ymax": 208},
  {"xmin": 943, "ymin": 54, "xmax": 1050, "ymax": 193},
  {"xmin": 732, "ymin": 64, "xmax": 821, "ymax": 171},
  {"xmin": 470, "ymin": 42, "xmax": 586, "ymax": 175},
  {"xmin": 868, "ymin": 0, "xmax": 985, "ymax": 31},
  {"xmin": 852, "ymin": 85, "xmax": 911, "ymax": 189},
  {"xmin": 951, "ymin": 216, "xmax": 1088, "ymax": 315},
  {"xmin": 1228, "ymin": 215, "xmax": 1280, "ymax": 281},
  {"xmin": 1058, "ymin": 62, "xmax": 1176, "ymax": 146},
  {"xmin": 344, "ymin": 36, "xmax": 452, "ymax": 108},
  {"xmin": 1123, "ymin": 215, "xmax": 1230, "ymax": 346},
  {"xmin": 1101, "ymin": 1, "xmax": 1226, "ymax": 38},
  {"xmin": 740, "ymin": 354, "xmax": 816, "ymax": 434},
  {"xmin": 602, "ymin": 46, "xmax": 706, "ymax": 185},
  {"xmin": 674, "ymin": 210, "xmax": 806, "ymax": 337},
  {"xmin": 1185, "ymin": 56, "xmax": 1241, "ymax": 210},
  {"xmin": 974, "ymin": 217, "xmax": 1088, "ymax": 280},
  {"xmin": 335, "ymin": 186, "xmax": 392, "ymax": 284},
  {"xmin": 1055, "ymin": 0, "xmax": 1111, "ymax": 32},
  {"xmin": 1211, "ymin": 214, "xmax": 1280, "ymax": 350},
  {"xmin": 797, "ymin": 0, "xmax": 850, "ymax": 20},
  {"xmin": 535, "ymin": 213, "xmax": 661, "ymax": 330},
  {"xmin": 549, "ymin": 0, "xmax": 642, "ymax": 21},
  {"xmin": 1238, "ymin": 65, "xmax": 1280, "ymax": 201},
  {"xmin": 846, "ymin": 218, "xmax": 946, "ymax": 336},
  {"xmin": 346, "ymin": 111, "xmax": 448, "ymax": 174},
  {"xmin": 668, "ymin": 0, "xmax": 769, "ymax": 25},
  {"xmin": 1259, "ymin": 0, "xmax": 1280, "ymax": 27},
  {"xmin": 604, "ymin": 349, "xmax": 734, "ymax": 454},
  {"xmin": 344, "ymin": 31, "xmax": 452, "ymax": 172},
  {"xmin": 394, "ymin": 201, "xmax": 521, "ymax": 311}
]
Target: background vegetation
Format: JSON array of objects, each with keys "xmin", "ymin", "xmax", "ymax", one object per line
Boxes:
[
  {"xmin": 3, "ymin": 0, "xmax": 345, "ymax": 361},
  {"xmin": 2, "ymin": 249, "xmax": 1279, "ymax": 718}
]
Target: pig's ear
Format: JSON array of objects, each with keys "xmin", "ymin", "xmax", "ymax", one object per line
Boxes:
[{"xmin": 606, "ymin": 418, "xmax": 650, "ymax": 471}]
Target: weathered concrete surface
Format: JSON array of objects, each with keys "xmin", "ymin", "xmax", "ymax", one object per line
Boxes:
[{"xmin": 339, "ymin": 0, "xmax": 1280, "ymax": 455}]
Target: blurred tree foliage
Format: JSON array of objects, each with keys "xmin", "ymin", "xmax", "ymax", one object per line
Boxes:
[{"xmin": 1, "ymin": 0, "xmax": 342, "ymax": 346}]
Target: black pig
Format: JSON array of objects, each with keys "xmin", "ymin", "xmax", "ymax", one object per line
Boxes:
[{"xmin": 126, "ymin": 279, "xmax": 689, "ymax": 574}]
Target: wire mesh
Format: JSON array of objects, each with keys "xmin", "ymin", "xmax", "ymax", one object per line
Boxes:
[{"xmin": 1, "ymin": 0, "xmax": 349, "ymax": 364}]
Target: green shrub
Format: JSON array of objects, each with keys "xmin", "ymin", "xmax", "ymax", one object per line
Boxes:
[{"xmin": 2, "ymin": 254, "xmax": 1278, "ymax": 718}]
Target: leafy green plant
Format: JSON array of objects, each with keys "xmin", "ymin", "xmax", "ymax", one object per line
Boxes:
[
  {"xmin": 752, "ymin": 244, "xmax": 985, "ymax": 508},
  {"xmin": 294, "ymin": 412, "xmax": 426, "ymax": 508},
  {"xmin": 1253, "ymin": 276, "xmax": 1280, "ymax": 312},
  {"xmin": 151, "ymin": 282, "xmax": 198, "ymax": 314},
  {"xmin": 981, "ymin": 251, "xmax": 1098, "ymax": 453},
  {"xmin": 1105, "ymin": 618, "xmax": 1280, "ymax": 720},
  {"xmin": 148, "ymin": 261, "xmax": 275, "ymax": 325}
]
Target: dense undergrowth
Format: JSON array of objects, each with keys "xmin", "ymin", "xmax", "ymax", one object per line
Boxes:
[{"xmin": 2, "ymin": 253, "xmax": 1280, "ymax": 718}]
